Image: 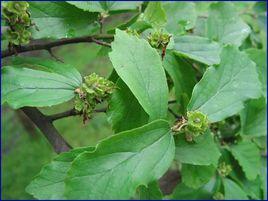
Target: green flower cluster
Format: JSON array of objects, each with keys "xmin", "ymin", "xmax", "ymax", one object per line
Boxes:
[
  {"xmin": 2, "ymin": 1, "xmax": 32, "ymax": 45},
  {"xmin": 74, "ymin": 73, "xmax": 115, "ymax": 122},
  {"xmin": 186, "ymin": 111, "xmax": 209, "ymax": 137},
  {"xmin": 147, "ymin": 30, "xmax": 171, "ymax": 49},
  {"xmin": 218, "ymin": 162, "xmax": 232, "ymax": 177}
]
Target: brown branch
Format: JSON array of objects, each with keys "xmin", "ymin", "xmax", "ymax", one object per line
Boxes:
[
  {"xmin": 91, "ymin": 38, "xmax": 111, "ymax": 47},
  {"xmin": 19, "ymin": 100, "xmax": 177, "ymax": 151},
  {"xmin": 48, "ymin": 108, "xmax": 79, "ymax": 122},
  {"xmin": 49, "ymin": 101, "xmax": 176, "ymax": 122},
  {"xmin": 46, "ymin": 48, "xmax": 64, "ymax": 63},
  {"xmin": 21, "ymin": 107, "xmax": 72, "ymax": 153},
  {"xmin": 48, "ymin": 108, "xmax": 107, "ymax": 122},
  {"xmin": 1, "ymin": 34, "xmax": 113, "ymax": 58}
]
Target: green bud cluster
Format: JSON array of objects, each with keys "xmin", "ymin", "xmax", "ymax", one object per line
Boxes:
[
  {"xmin": 147, "ymin": 30, "xmax": 171, "ymax": 49},
  {"xmin": 74, "ymin": 73, "xmax": 115, "ymax": 122},
  {"xmin": 186, "ymin": 111, "xmax": 209, "ymax": 137},
  {"xmin": 218, "ymin": 162, "xmax": 232, "ymax": 177},
  {"xmin": 2, "ymin": 1, "xmax": 32, "ymax": 45},
  {"xmin": 171, "ymin": 111, "xmax": 209, "ymax": 142}
]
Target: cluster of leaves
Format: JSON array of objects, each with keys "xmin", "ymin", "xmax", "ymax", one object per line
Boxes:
[
  {"xmin": 1, "ymin": 1, "xmax": 266, "ymax": 200},
  {"xmin": 2, "ymin": 1, "xmax": 32, "ymax": 45}
]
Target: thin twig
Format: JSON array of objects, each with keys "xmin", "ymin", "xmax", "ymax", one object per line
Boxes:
[
  {"xmin": 46, "ymin": 48, "xmax": 63, "ymax": 63},
  {"xmin": 99, "ymin": 14, "xmax": 104, "ymax": 34},
  {"xmin": 48, "ymin": 108, "xmax": 80, "ymax": 122},
  {"xmin": 49, "ymin": 102, "xmax": 175, "ymax": 122},
  {"xmin": 91, "ymin": 38, "xmax": 111, "ymax": 48},
  {"xmin": 48, "ymin": 108, "xmax": 107, "ymax": 122},
  {"xmin": 1, "ymin": 34, "xmax": 113, "ymax": 58}
]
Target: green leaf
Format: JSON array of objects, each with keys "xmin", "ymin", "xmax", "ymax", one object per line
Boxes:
[
  {"xmin": 240, "ymin": 98, "xmax": 266, "ymax": 137},
  {"xmin": 107, "ymin": 79, "xmax": 149, "ymax": 133},
  {"xmin": 173, "ymin": 35, "xmax": 221, "ymax": 66},
  {"xmin": 2, "ymin": 58, "xmax": 82, "ymax": 109},
  {"xmin": 242, "ymin": 176, "xmax": 263, "ymax": 200},
  {"xmin": 245, "ymin": 48, "xmax": 267, "ymax": 98},
  {"xmin": 108, "ymin": 14, "xmax": 142, "ymax": 34},
  {"xmin": 181, "ymin": 164, "xmax": 216, "ymax": 189},
  {"xmin": 129, "ymin": 20, "xmax": 152, "ymax": 33},
  {"xmin": 162, "ymin": 2, "xmax": 197, "ymax": 33},
  {"xmin": 230, "ymin": 141, "xmax": 261, "ymax": 180},
  {"xmin": 10, "ymin": 57, "xmax": 82, "ymax": 87},
  {"xmin": 172, "ymin": 183, "xmax": 211, "ymax": 200},
  {"xmin": 207, "ymin": 2, "xmax": 251, "ymax": 46},
  {"xmin": 26, "ymin": 146, "xmax": 94, "ymax": 200},
  {"xmin": 223, "ymin": 178, "xmax": 249, "ymax": 200},
  {"xmin": 163, "ymin": 51, "xmax": 196, "ymax": 114},
  {"xmin": 111, "ymin": 13, "xmax": 153, "ymax": 34},
  {"xmin": 175, "ymin": 131, "xmax": 221, "ymax": 166},
  {"xmin": 29, "ymin": 2, "xmax": 99, "ymax": 39},
  {"xmin": 188, "ymin": 45, "xmax": 262, "ymax": 123},
  {"xmin": 67, "ymin": 1, "xmax": 141, "ymax": 13},
  {"xmin": 64, "ymin": 119, "xmax": 175, "ymax": 199},
  {"xmin": 143, "ymin": 2, "xmax": 166, "ymax": 27},
  {"xmin": 137, "ymin": 181, "xmax": 163, "ymax": 200},
  {"xmin": 67, "ymin": 1, "xmax": 103, "ymax": 12},
  {"xmin": 109, "ymin": 29, "xmax": 169, "ymax": 120}
]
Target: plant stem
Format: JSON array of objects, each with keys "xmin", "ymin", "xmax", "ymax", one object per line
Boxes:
[
  {"xmin": 1, "ymin": 34, "xmax": 113, "ymax": 58},
  {"xmin": 21, "ymin": 107, "xmax": 72, "ymax": 153}
]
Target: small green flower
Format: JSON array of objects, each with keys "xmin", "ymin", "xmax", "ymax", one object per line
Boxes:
[
  {"xmin": 147, "ymin": 30, "xmax": 171, "ymax": 49},
  {"xmin": 186, "ymin": 111, "xmax": 209, "ymax": 136},
  {"xmin": 6, "ymin": 30, "xmax": 20, "ymax": 45},
  {"xmin": 2, "ymin": 1, "xmax": 32, "ymax": 46},
  {"xmin": 2, "ymin": 9, "xmax": 19, "ymax": 25},
  {"xmin": 4, "ymin": 1, "xmax": 29, "ymax": 14},
  {"xmin": 19, "ymin": 30, "xmax": 31, "ymax": 44},
  {"xmin": 21, "ymin": 13, "xmax": 31, "ymax": 26},
  {"xmin": 74, "ymin": 73, "xmax": 115, "ymax": 123},
  {"xmin": 218, "ymin": 162, "xmax": 232, "ymax": 177}
]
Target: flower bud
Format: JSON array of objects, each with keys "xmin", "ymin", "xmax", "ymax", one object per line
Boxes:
[
  {"xmin": 2, "ymin": 1, "xmax": 32, "ymax": 46},
  {"xmin": 147, "ymin": 30, "xmax": 171, "ymax": 49},
  {"xmin": 186, "ymin": 111, "xmax": 209, "ymax": 136},
  {"xmin": 218, "ymin": 162, "xmax": 232, "ymax": 177},
  {"xmin": 74, "ymin": 73, "xmax": 115, "ymax": 122}
]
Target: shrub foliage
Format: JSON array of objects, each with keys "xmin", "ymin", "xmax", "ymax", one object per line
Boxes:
[{"xmin": 1, "ymin": 1, "xmax": 266, "ymax": 200}]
